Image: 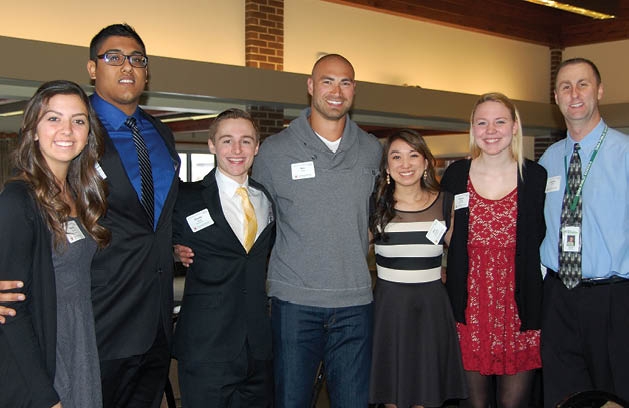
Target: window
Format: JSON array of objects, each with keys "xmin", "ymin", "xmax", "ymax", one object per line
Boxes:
[{"xmin": 177, "ymin": 152, "xmax": 215, "ymax": 182}]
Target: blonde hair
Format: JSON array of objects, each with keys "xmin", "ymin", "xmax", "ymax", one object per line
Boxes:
[{"xmin": 469, "ymin": 92, "xmax": 524, "ymax": 176}]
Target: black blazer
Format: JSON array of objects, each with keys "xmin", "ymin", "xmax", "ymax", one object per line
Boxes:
[
  {"xmin": 441, "ymin": 159, "xmax": 547, "ymax": 331},
  {"xmin": 172, "ymin": 169, "xmax": 275, "ymax": 363},
  {"xmin": 91, "ymin": 110, "xmax": 180, "ymax": 360},
  {"xmin": 0, "ymin": 181, "xmax": 59, "ymax": 407}
]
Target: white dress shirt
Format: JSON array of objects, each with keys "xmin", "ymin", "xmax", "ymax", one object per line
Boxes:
[{"xmin": 215, "ymin": 168, "xmax": 271, "ymax": 249}]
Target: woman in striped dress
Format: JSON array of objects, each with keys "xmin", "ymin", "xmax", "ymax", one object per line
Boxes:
[{"xmin": 369, "ymin": 129, "xmax": 467, "ymax": 408}]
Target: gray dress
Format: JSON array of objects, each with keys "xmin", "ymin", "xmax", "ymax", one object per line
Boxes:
[{"xmin": 52, "ymin": 219, "xmax": 101, "ymax": 408}]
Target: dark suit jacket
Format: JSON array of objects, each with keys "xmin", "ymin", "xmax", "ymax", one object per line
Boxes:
[
  {"xmin": 441, "ymin": 158, "xmax": 547, "ymax": 330},
  {"xmin": 91, "ymin": 109, "xmax": 180, "ymax": 360},
  {"xmin": 0, "ymin": 181, "xmax": 59, "ymax": 408},
  {"xmin": 172, "ymin": 169, "xmax": 275, "ymax": 363}
]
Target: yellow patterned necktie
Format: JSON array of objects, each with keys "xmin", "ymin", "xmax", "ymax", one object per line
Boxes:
[{"xmin": 236, "ymin": 187, "xmax": 258, "ymax": 252}]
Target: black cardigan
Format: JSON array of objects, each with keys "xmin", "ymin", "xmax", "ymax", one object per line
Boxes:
[
  {"xmin": 441, "ymin": 159, "xmax": 547, "ymax": 331},
  {"xmin": 0, "ymin": 181, "xmax": 60, "ymax": 407}
]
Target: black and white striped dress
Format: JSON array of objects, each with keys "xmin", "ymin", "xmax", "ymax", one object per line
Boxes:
[{"xmin": 369, "ymin": 193, "xmax": 468, "ymax": 407}]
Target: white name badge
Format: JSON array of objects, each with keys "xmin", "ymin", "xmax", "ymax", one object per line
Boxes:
[
  {"xmin": 426, "ymin": 219, "xmax": 447, "ymax": 245},
  {"xmin": 95, "ymin": 162, "xmax": 107, "ymax": 179},
  {"xmin": 186, "ymin": 209, "xmax": 214, "ymax": 232},
  {"xmin": 291, "ymin": 161, "xmax": 316, "ymax": 180},
  {"xmin": 561, "ymin": 225, "xmax": 581, "ymax": 252},
  {"xmin": 65, "ymin": 220, "xmax": 86, "ymax": 243},
  {"xmin": 546, "ymin": 176, "xmax": 561, "ymax": 193},
  {"xmin": 454, "ymin": 192, "xmax": 469, "ymax": 210}
]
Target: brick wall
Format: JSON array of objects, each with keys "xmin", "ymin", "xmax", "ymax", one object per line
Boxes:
[
  {"xmin": 535, "ymin": 48, "xmax": 565, "ymax": 160},
  {"xmin": 249, "ymin": 105, "xmax": 285, "ymax": 142},
  {"xmin": 549, "ymin": 48, "xmax": 563, "ymax": 103},
  {"xmin": 245, "ymin": 1, "xmax": 285, "ymax": 141},
  {"xmin": 245, "ymin": 0, "xmax": 284, "ymax": 71}
]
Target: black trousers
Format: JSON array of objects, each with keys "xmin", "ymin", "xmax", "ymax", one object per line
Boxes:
[
  {"xmin": 541, "ymin": 272, "xmax": 629, "ymax": 407},
  {"xmin": 178, "ymin": 342, "xmax": 273, "ymax": 408},
  {"xmin": 100, "ymin": 326, "xmax": 171, "ymax": 408}
]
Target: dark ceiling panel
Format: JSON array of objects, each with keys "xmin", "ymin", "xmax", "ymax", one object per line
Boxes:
[
  {"xmin": 569, "ymin": 0, "xmax": 620, "ymax": 16},
  {"xmin": 326, "ymin": 0, "xmax": 629, "ymax": 47}
]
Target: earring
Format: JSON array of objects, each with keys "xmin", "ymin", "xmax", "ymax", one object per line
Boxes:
[
  {"xmin": 386, "ymin": 173, "xmax": 390, "ymax": 185},
  {"xmin": 423, "ymin": 170, "xmax": 427, "ymax": 181}
]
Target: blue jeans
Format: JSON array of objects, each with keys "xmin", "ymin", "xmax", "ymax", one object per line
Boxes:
[{"xmin": 271, "ymin": 297, "xmax": 373, "ymax": 408}]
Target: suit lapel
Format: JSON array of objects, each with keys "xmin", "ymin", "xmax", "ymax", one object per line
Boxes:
[
  {"xmin": 248, "ymin": 177, "xmax": 276, "ymax": 251},
  {"xmin": 200, "ymin": 170, "xmax": 244, "ymax": 251},
  {"xmin": 249, "ymin": 177, "xmax": 275, "ymax": 235},
  {"xmin": 99, "ymin": 132, "xmax": 151, "ymax": 222},
  {"xmin": 142, "ymin": 110, "xmax": 180, "ymax": 230}
]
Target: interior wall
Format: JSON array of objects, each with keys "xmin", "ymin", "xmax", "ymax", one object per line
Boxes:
[
  {"xmin": 3, "ymin": 0, "xmax": 628, "ymax": 108},
  {"xmin": 2, "ymin": 0, "xmax": 549, "ymax": 103},
  {"xmin": 284, "ymin": 0, "xmax": 551, "ymax": 103},
  {"xmin": 0, "ymin": 0, "xmax": 245, "ymax": 66},
  {"xmin": 425, "ymin": 134, "xmax": 536, "ymax": 160},
  {"xmin": 564, "ymin": 39, "xmax": 629, "ymax": 104}
]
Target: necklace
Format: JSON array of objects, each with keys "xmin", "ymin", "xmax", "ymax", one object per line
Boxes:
[{"xmin": 394, "ymin": 189, "xmax": 432, "ymax": 211}]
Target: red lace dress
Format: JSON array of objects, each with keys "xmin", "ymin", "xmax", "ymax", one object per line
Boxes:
[{"xmin": 456, "ymin": 179, "xmax": 541, "ymax": 375}]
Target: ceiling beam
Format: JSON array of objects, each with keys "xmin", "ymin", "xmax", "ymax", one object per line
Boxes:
[{"xmin": 325, "ymin": 0, "xmax": 629, "ymax": 48}]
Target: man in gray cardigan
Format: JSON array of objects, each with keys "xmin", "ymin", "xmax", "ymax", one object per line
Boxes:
[{"xmin": 252, "ymin": 54, "xmax": 382, "ymax": 408}]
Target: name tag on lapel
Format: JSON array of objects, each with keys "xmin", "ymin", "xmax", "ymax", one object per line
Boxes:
[
  {"xmin": 95, "ymin": 162, "xmax": 107, "ymax": 179},
  {"xmin": 186, "ymin": 209, "xmax": 214, "ymax": 232}
]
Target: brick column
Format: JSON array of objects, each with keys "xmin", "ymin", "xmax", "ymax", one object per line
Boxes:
[
  {"xmin": 0, "ymin": 132, "xmax": 18, "ymax": 188},
  {"xmin": 549, "ymin": 48, "xmax": 563, "ymax": 103},
  {"xmin": 245, "ymin": 0, "xmax": 284, "ymax": 70},
  {"xmin": 249, "ymin": 105, "xmax": 285, "ymax": 142},
  {"xmin": 535, "ymin": 48, "xmax": 565, "ymax": 160},
  {"xmin": 245, "ymin": 0, "xmax": 285, "ymax": 142}
]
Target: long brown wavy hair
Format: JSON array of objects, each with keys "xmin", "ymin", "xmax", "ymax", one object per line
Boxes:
[
  {"xmin": 11, "ymin": 80, "xmax": 110, "ymax": 249},
  {"xmin": 370, "ymin": 129, "xmax": 440, "ymax": 242}
]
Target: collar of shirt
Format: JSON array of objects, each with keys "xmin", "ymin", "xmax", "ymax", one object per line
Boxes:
[
  {"xmin": 565, "ymin": 119, "xmax": 606, "ymax": 157},
  {"xmin": 214, "ymin": 168, "xmax": 270, "ymax": 245},
  {"xmin": 215, "ymin": 167, "xmax": 250, "ymax": 197},
  {"xmin": 315, "ymin": 130, "xmax": 342, "ymax": 153},
  {"xmin": 90, "ymin": 93, "xmax": 140, "ymax": 131}
]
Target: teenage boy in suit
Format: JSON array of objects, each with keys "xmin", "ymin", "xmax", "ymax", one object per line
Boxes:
[{"xmin": 172, "ymin": 108, "xmax": 275, "ymax": 408}]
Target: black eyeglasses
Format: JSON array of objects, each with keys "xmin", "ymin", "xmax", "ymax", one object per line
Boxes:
[{"xmin": 96, "ymin": 52, "xmax": 148, "ymax": 68}]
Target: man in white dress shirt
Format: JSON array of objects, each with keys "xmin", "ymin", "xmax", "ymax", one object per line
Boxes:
[{"xmin": 172, "ymin": 108, "xmax": 276, "ymax": 408}]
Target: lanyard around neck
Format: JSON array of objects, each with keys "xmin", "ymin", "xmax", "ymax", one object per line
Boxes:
[{"xmin": 563, "ymin": 125, "xmax": 608, "ymax": 212}]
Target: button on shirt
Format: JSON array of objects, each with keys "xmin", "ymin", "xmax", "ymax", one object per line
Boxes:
[
  {"xmin": 215, "ymin": 168, "xmax": 271, "ymax": 249},
  {"xmin": 539, "ymin": 120, "xmax": 629, "ymax": 279},
  {"xmin": 90, "ymin": 94, "xmax": 176, "ymax": 229}
]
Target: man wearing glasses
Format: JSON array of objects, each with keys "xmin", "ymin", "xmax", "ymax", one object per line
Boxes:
[{"xmin": 86, "ymin": 23, "xmax": 180, "ymax": 408}]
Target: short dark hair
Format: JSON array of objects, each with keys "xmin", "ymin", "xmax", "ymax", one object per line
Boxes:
[
  {"xmin": 89, "ymin": 23, "xmax": 146, "ymax": 61},
  {"xmin": 208, "ymin": 108, "xmax": 260, "ymax": 143},
  {"xmin": 555, "ymin": 57, "xmax": 601, "ymax": 87},
  {"xmin": 311, "ymin": 53, "xmax": 355, "ymax": 78}
]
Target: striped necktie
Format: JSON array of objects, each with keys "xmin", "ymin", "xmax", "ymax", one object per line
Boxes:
[
  {"xmin": 236, "ymin": 186, "xmax": 257, "ymax": 252},
  {"xmin": 125, "ymin": 117, "xmax": 154, "ymax": 223}
]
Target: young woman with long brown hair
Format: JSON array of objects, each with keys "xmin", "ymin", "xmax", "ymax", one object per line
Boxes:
[{"xmin": 0, "ymin": 80, "xmax": 110, "ymax": 407}]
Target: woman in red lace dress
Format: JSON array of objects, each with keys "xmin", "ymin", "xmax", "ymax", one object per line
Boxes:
[{"xmin": 441, "ymin": 93, "xmax": 547, "ymax": 408}]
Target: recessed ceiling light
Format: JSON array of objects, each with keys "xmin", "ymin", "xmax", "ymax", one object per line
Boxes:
[
  {"xmin": 0, "ymin": 110, "xmax": 23, "ymax": 117},
  {"xmin": 523, "ymin": 0, "xmax": 615, "ymax": 19},
  {"xmin": 161, "ymin": 114, "xmax": 218, "ymax": 123}
]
